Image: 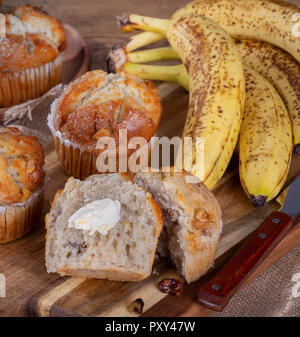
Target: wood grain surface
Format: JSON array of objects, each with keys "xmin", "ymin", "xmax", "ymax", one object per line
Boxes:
[{"xmin": 0, "ymin": 0, "xmax": 299, "ymax": 317}]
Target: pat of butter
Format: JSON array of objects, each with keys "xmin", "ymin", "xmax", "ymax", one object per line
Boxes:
[{"xmin": 68, "ymin": 199, "xmax": 121, "ymax": 235}]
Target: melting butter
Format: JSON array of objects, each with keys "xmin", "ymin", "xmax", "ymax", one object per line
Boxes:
[{"xmin": 68, "ymin": 199, "xmax": 121, "ymax": 235}]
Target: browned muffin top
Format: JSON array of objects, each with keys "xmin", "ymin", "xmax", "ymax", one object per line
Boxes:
[
  {"xmin": 0, "ymin": 127, "xmax": 45, "ymax": 204},
  {"xmin": 0, "ymin": 5, "xmax": 66, "ymax": 72},
  {"xmin": 53, "ymin": 70, "xmax": 162, "ymax": 154}
]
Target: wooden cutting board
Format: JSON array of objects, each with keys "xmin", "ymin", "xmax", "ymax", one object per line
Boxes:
[
  {"xmin": 0, "ymin": 81, "xmax": 299, "ymax": 317},
  {"xmin": 1, "ymin": 0, "xmax": 300, "ymax": 317}
]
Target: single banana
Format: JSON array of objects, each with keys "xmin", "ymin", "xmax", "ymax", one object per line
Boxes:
[
  {"xmin": 120, "ymin": 14, "xmax": 245, "ymax": 190},
  {"xmin": 235, "ymin": 39, "xmax": 300, "ymax": 153},
  {"xmin": 239, "ymin": 66, "xmax": 292, "ymax": 207},
  {"xmin": 108, "ymin": 39, "xmax": 300, "ymax": 152}
]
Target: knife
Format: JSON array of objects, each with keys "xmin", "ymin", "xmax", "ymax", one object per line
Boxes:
[{"xmin": 197, "ymin": 176, "xmax": 300, "ymax": 312}]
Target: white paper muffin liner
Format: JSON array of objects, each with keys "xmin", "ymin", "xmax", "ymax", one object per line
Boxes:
[
  {"xmin": 48, "ymin": 98, "xmax": 98, "ymax": 180},
  {"xmin": 0, "ymin": 184, "xmax": 45, "ymax": 243},
  {"xmin": 0, "ymin": 52, "xmax": 63, "ymax": 107}
]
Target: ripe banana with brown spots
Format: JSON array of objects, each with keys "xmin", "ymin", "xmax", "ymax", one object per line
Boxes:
[
  {"xmin": 119, "ymin": 13, "xmax": 245, "ymax": 190},
  {"xmin": 239, "ymin": 66, "xmax": 292, "ymax": 207},
  {"xmin": 234, "ymin": 39, "xmax": 300, "ymax": 153}
]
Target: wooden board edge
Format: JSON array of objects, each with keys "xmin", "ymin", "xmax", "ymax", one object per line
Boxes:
[{"xmin": 24, "ymin": 276, "xmax": 82, "ymax": 317}]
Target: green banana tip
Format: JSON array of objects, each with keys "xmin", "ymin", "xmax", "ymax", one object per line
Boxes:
[{"xmin": 250, "ymin": 195, "xmax": 267, "ymax": 208}]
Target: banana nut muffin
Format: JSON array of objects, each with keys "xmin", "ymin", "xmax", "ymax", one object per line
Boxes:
[
  {"xmin": 0, "ymin": 5, "xmax": 66, "ymax": 106},
  {"xmin": 48, "ymin": 70, "xmax": 162, "ymax": 179},
  {"xmin": 0, "ymin": 127, "xmax": 45, "ymax": 243}
]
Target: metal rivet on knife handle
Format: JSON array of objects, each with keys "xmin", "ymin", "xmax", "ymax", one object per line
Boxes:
[{"xmin": 258, "ymin": 233, "xmax": 267, "ymax": 239}]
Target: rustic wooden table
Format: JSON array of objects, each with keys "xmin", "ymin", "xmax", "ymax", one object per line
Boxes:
[
  {"xmin": 1, "ymin": 0, "xmax": 299, "ymax": 317},
  {"xmin": 7, "ymin": 0, "xmax": 190, "ymax": 70}
]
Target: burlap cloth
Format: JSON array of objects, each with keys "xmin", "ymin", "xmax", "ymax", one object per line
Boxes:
[
  {"xmin": 1, "ymin": 88, "xmax": 300, "ymax": 317},
  {"xmin": 1, "ymin": 84, "xmax": 64, "ymax": 145}
]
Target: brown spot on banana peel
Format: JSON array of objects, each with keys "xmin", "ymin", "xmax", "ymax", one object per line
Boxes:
[{"xmin": 295, "ymin": 144, "xmax": 300, "ymax": 154}]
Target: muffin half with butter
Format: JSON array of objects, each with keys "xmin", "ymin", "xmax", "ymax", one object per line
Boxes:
[
  {"xmin": 0, "ymin": 127, "xmax": 45, "ymax": 243},
  {"xmin": 45, "ymin": 173, "xmax": 163, "ymax": 281},
  {"xmin": 48, "ymin": 70, "xmax": 162, "ymax": 179}
]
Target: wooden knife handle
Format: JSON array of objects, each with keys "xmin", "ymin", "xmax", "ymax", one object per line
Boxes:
[{"xmin": 197, "ymin": 211, "xmax": 294, "ymax": 312}]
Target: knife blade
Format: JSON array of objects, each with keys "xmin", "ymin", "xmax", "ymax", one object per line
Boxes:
[
  {"xmin": 280, "ymin": 177, "xmax": 300, "ymax": 217},
  {"xmin": 197, "ymin": 176, "xmax": 300, "ymax": 312}
]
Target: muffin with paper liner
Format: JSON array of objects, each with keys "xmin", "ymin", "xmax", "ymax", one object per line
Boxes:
[
  {"xmin": 0, "ymin": 5, "xmax": 66, "ymax": 107},
  {"xmin": 0, "ymin": 127, "xmax": 45, "ymax": 243},
  {"xmin": 48, "ymin": 70, "xmax": 162, "ymax": 180}
]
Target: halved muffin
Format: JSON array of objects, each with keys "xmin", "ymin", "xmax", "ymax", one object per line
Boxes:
[
  {"xmin": 134, "ymin": 169, "xmax": 222, "ymax": 283},
  {"xmin": 45, "ymin": 173, "xmax": 163, "ymax": 281}
]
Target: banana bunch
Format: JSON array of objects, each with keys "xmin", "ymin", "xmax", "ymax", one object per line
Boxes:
[
  {"xmin": 109, "ymin": 39, "xmax": 300, "ymax": 153},
  {"xmin": 108, "ymin": 0, "xmax": 299, "ymax": 206}
]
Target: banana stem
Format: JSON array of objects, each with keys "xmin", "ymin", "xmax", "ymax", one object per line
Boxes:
[
  {"xmin": 124, "ymin": 63, "xmax": 189, "ymax": 91},
  {"xmin": 119, "ymin": 13, "xmax": 169, "ymax": 34},
  {"xmin": 126, "ymin": 31, "xmax": 165, "ymax": 52},
  {"xmin": 128, "ymin": 47, "xmax": 180, "ymax": 63},
  {"xmin": 107, "ymin": 43, "xmax": 176, "ymax": 73}
]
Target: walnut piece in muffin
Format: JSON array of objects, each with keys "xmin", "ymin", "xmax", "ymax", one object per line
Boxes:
[{"xmin": 0, "ymin": 127, "xmax": 45, "ymax": 204}]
